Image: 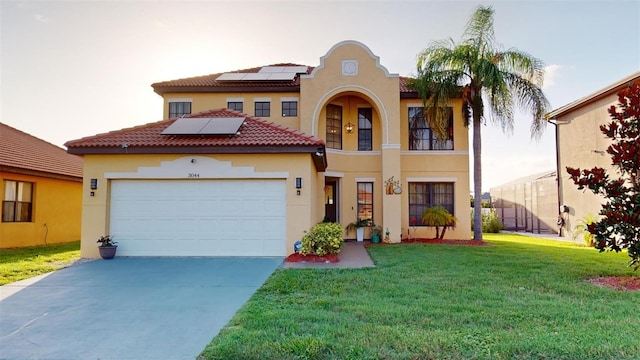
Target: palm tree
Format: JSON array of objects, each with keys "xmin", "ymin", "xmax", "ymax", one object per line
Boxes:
[{"xmin": 411, "ymin": 5, "xmax": 550, "ymax": 240}]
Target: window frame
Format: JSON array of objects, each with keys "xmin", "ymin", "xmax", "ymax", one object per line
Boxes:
[
  {"xmin": 357, "ymin": 107, "xmax": 373, "ymax": 151},
  {"xmin": 227, "ymin": 101, "xmax": 243, "ymax": 112},
  {"xmin": 255, "ymin": 101, "xmax": 271, "ymax": 117},
  {"xmin": 408, "ymin": 182, "xmax": 454, "ymax": 226},
  {"xmin": 2, "ymin": 180, "xmax": 34, "ymax": 223},
  {"xmin": 281, "ymin": 101, "xmax": 298, "ymax": 117},
  {"xmin": 168, "ymin": 102, "xmax": 192, "ymax": 118},
  {"xmin": 357, "ymin": 182, "xmax": 374, "ymax": 222},
  {"xmin": 408, "ymin": 107, "xmax": 454, "ymax": 150},
  {"xmin": 326, "ymin": 104, "xmax": 343, "ymax": 150}
]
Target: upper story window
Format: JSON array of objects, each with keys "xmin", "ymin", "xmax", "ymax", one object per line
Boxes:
[
  {"xmin": 169, "ymin": 102, "xmax": 191, "ymax": 118},
  {"xmin": 408, "ymin": 182, "xmax": 454, "ymax": 225},
  {"xmin": 282, "ymin": 101, "xmax": 298, "ymax": 117},
  {"xmin": 408, "ymin": 107, "xmax": 454, "ymax": 150},
  {"xmin": 227, "ymin": 101, "xmax": 243, "ymax": 112},
  {"xmin": 326, "ymin": 104, "xmax": 342, "ymax": 150},
  {"xmin": 358, "ymin": 108, "xmax": 373, "ymax": 151},
  {"xmin": 255, "ymin": 101, "xmax": 270, "ymax": 117},
  {"xmin": 2, "ymin": 180, "xmax": 33, "ymax": 222}
]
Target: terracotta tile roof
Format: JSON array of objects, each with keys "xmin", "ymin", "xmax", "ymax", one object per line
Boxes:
[
  {"xmin": 0, "ymin": 122, "xmax": 83, "ymax": 179},
  {"xmin": 399, "ymin": 76, "xmax": 416, "ymax": 93},
  {"xmin": 152, "ymin": 64, "xmax": 418, "ymax": 95},
  {"xmin": 65, "ymin": 109, "xmax": 325, "ymax": 153},
  {"xmin": 152, "ymin": 64, "xmax": 314, "ymax": 94}
]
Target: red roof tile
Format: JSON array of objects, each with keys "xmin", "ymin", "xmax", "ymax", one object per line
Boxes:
[
  {"xmin": 65, "ymin": 109, "xmax": 325, "ymax": 153},
  {"xmin": 152, "ymin": 64, "xmax": 418, "ymax": 95},
  {"xmin": 0, "ymin": 122, "xmax": 83, "ymax": 179},
  {"xmin": 152, "ymin": 64, "xmax": 314, "ymax": 94}
]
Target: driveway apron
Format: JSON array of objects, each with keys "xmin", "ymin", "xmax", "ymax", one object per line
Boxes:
[{"xmin": 0, "ymin": 257, "xmax": 282, "ymax": 360}]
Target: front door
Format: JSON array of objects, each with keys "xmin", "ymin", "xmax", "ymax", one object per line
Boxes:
[{"xmin": 324, "ymin": 180, "xmax": 338, "ymax": 222}]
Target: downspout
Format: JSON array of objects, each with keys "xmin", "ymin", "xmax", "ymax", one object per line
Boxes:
[{"xmin": 548, "ymin": 118, "xmax": 563, "ymax": 237}]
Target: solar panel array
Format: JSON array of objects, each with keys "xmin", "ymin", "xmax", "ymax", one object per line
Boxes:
[
  {"xmin": 216, "ymin": 66, "xmax": 308, "ymax": 82},
  {"xmin": 161, "ymin": 117, "xmax": 245, "ymax": 135}
]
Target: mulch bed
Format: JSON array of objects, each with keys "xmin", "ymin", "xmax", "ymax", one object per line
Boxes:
[
  {"xmin": 284, "ymin": 253, "xmax": 340, "ymax": 263},
  {"xmin": 587, "ymin": 276, "xmax": 640, "ymax": 291}
]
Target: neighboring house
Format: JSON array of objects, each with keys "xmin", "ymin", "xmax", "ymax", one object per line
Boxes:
[
  {"xmin": 66, "ymin": 40, "xmax": 471, "ymax": 258},
  {"xmin": 546, "ymin": 72, "xmax": 640, "ymax": 239},
  {"xmin": 1, "ymin": 122, "xmax": 83, "ymax": 248},
  {"xmin": 490, "ymin": 170, "xmax": 558, "ymax": 234}
]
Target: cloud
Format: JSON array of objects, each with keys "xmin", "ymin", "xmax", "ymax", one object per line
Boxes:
[
  {"xmin": 33, "ymin": 14, "xmax": 51, "ymax": 23},
  {"xmin": 543, "ymin": 64, "xmax": 561, "ymax": 89}
]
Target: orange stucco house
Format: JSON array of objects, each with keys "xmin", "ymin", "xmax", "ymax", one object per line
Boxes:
[
  {"xmin": 1, "ymin": 122, "xmax": 83, "ymax": 248},
  {"xmin": 66, "ymin": 41, "xmax": 471, "ymax": 258}
]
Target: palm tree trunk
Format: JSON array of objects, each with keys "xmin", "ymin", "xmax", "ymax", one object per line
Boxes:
[{"xmin": 473, "ymin": 114, "xmax": 483, "ymax": 241}]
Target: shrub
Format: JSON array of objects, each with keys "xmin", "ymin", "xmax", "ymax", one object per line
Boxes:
[
  {"xmin": 471, "ymin": 209, "xmax": 505, "ymax": 233},
  {"xmin": 482, "ymin": 209, "xmax": 504, "ymax": 233},
  {"xmin": 300, "ymin": 222, "xmax": 344, "ymax": 256},
  {"xmin": 422, "ymin": 206, "xmax": 457, "ymax": 239},
  {"xmin": 572, "ymin": 214, "xmax": 598, "ymax": 247}
]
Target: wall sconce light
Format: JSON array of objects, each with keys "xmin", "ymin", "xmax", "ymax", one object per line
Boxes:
[
  {"xmin": 344, "ymin": 122, "xmax": 354, "ymax": 134},
  {"xmin": 90, "ymin": 179, "xmax": 98, "ymax": 190},
  {"xmin": 295, "ymin": 177, "xmax": 303, "ymax": 196}
]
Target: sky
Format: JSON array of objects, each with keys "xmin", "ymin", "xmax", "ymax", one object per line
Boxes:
[{"xmin": 2, "ymin": 0, "xmax": 639, "ymax": 192}]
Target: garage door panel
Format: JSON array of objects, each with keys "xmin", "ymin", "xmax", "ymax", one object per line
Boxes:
[{"xmin": 110, "ymin": 180, "xmax": 286, "ymax": 257}]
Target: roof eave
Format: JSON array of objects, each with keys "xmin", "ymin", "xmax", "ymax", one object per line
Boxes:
[
  {"xmin": 546, "ymin": 72, "xmax": 640, "ymax": 119},
  {"xmin": 153, "ymin": 85, "xmax": 301, "ymax": 96}
]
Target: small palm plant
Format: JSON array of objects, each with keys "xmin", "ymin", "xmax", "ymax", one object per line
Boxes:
[{"xmin": 421, "ymin": 206, "xmax": 457, "ymax": 240}]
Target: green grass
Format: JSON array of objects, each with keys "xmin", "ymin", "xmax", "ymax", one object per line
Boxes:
[
  {"xmin": 0, "ymin": 241, "xmax": 80, "ymax": 285},
  {"xmin": 199, "ymin": 233, "xmax": 639, "ymax": 360}
]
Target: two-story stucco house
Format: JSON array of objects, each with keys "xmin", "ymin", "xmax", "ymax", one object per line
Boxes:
[
  {"xmin": 66, "ymin": 41, "xmax": 471, "ymax": 258},
  {"xmin": 546, "ymin": 72, "xmax": 640, "ymax": 239}
]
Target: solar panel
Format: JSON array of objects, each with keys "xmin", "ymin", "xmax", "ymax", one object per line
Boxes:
[
  {"xmin": 267, "ymin": 72, "xmax": 297, "ymax": 80},
  {"xmin": 260, "ymin": 66, "xmax": 308, "ymax": 73},
  {"xmin": 215, "ymin": 73, "xmax": 246, "ymax": 81},
  {"xmin": 199, "ymin": 117, "xmax": 245, "ymax": 135},
  {"xmin": 161, "ymin": 118, "xmax": 210, "ymax": 135},
  {"xmin": 162, "ymin": 117, "xmax": 244, "ymax": 135}
]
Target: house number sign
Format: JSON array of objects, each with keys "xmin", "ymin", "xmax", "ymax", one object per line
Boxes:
[{"xmin": 188, "ymin": 173, "xmax": 200, "ymax": 178}]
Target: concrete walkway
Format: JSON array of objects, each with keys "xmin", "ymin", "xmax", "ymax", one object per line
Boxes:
[
  {"xmin": 0, "ymin": 257, "xmax": 282, "ymax": 360},
  {"xmin": 281, "ymin": 241, "xmax": 375, "ymax": 269}
]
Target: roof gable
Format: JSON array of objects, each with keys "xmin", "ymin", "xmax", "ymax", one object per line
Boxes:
[{"xmin": 0, "ymin": 122, "xmax": 83, "ymax": 179}]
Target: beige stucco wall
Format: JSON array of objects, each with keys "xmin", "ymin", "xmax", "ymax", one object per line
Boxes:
[
  {"xmin": 556, "ymin": 95, "xmax": 617, "ymax": 238},
  {"xmin": 163, "ymin": 92, "xmax": 302, "ymax": 130},
  {"xmin": 1, "ymin": 172, "xmax": 82, "ymax": 248},
  {"xmin": 79, "ymin": 153, "xmax": 318, "ymax": 258}
]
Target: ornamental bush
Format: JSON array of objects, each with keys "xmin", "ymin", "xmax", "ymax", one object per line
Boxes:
[
  {"xmin": 300, "ymin": 222, "xmax": 344, "ymax": 256},
  {"xmin": 566, "ymin": 81, "xmax": 640, "ymax": 270},
  {"xmin": 482, "ymin": 209, "xmax": 504, "ymax": 233}
]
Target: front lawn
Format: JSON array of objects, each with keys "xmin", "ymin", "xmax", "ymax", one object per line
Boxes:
[
  {"xmin": 0, "ymin": 241, "xmax": 81, "ymax": 285},
  {"xmin": 199, "ymin": 233, "xmax": 639, "ymax": 360}
]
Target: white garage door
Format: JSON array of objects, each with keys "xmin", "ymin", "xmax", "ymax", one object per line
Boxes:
[{"xmin": 109, "ymin": 179, "xmax": 286, "ymax": 257}]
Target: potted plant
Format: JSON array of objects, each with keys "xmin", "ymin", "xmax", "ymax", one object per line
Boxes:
[
  {"xmin": 97, "ymin": 235, "xmax": 117, "ymax": 259},
  {"xmin": 370, "ymin": 224, "xmax": 382, "ymax": 243},
  {"xmin": 346, "ymin": 218, "xmax": 371, "ymax": 242}
]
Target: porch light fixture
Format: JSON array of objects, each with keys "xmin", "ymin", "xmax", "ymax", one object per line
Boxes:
[
  {"xmin": 90, "ymin": 178, "xmax": 98, "ymax": 190},
  {"xmin": 344, "ymin": 122, "xmax": 354, "ymax": 134}
]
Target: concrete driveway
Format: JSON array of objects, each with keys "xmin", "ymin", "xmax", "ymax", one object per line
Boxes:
[{"xmin": 0, "ymin": 257, "xmax": 282, "ymax": 360}]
